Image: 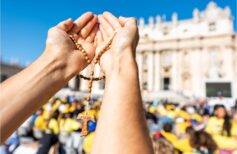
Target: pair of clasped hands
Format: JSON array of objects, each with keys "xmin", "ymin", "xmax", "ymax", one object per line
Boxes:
[{"xmin": 45, "ymin": 12, "xmax": 139, "ymax": 80}]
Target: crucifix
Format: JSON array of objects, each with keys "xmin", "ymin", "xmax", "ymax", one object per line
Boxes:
[{"xmin": 78, "ymin": 112, "xmax": 96, "ymax": 136}]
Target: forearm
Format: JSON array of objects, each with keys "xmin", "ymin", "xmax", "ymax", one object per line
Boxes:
[
  {"xmin": 0, "ymin": 51, "xmax": 73, "ymax": 142},
  {"xmin": 92, "ymin": 49, "xmax": 153, "ymax": 154}
]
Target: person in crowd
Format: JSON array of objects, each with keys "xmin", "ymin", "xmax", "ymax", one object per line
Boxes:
[
  {"xmin": 146, "ymin": 112, "xmax": 159, "ymax": 135},
  {"xmin": 206, "ymin": 104, "xmax": 237, "ymax": 153},
  {"xmin": 36, "ymin": 111, "xmax": 59, "ymax": 154},
  {"xmin": 83, "ymin": 132, "xmax": 96, "ymax": 154},
  {"xmin": 152, "ymin": 137, "xmax": 175, "ymax": 154},
  {"xmin": 174, "ymin": 126, "xmax": 194, "ymax": 153},
  {"xmin": 160, "ymin": 122, "xmax": 177, "ymax": 145},
  {"xmin": 189, "ymin": 131, "xmax": 217, "ymax": 154}
]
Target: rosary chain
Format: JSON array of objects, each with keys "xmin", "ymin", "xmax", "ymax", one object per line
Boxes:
[{"xmin": 69, "ymin": 33, "xmax": 116, "ymax": 102}]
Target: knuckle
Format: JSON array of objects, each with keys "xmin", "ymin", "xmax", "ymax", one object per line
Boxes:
[
  {"xmin": 130, "ymin": 17, "xmax": 137, "ymax": 24},
  {"xmin": 48, "ymin": 27, "xmax": 55, "ymax": 34},
  {"xmin": 80, "ymin": 28, "xmax": 87, "ymax": 37}
]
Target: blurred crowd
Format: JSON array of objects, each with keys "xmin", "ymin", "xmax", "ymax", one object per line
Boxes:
[
  {"xmin": 146, "ymin": 97, "xmax": 237, "ymax": 154},
  {"xmin": 1, "ymin": 95, "xmax": 237, "ymax": 154}
]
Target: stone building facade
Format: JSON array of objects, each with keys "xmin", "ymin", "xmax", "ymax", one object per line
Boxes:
[{"xmin": 68, "ymin": 2, "xmax": 237, "ymax": 100}]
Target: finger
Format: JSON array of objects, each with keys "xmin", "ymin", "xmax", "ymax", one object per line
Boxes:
[
  {"xmin": 118, "ymin": 16, "xmax": 129, "ymax": 26},
  {"xmin": 124, "ymin": 17, "xmax": 138, "ymax": 30},
  {"xmin": 70, "ymin": 12, "xmax": 93, "ymax": 34},
  {"xmin": 98, "ymin": 15, "xmax": 114, "ymax": 37},
  {"xmin": 96, "ymin": 30, "xmax": 103, "ymax": 45},
  {"xmin": 103, "ymin": 12, "xmax": 121, "ymax": 30},
  {"xmin": 57, "ymin": 18, "xmax": 74, "ymax": 32},
  {"xmin": 125, "ymin": 17, "xmax": 137, "ymax": 25},
  {"xmin": 99, "ymin": 24, "xmax": 108, "ymax": 40},
  {"xmin": 86, "ymin": 23, "xmax": 99, "ymax": 43},
  {"xmin": 80, "ymin": 15, "xmax": 98, "ymax": 38}
]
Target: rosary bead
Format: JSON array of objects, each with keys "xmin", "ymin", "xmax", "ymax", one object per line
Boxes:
[
  {"xmin": 87, "ymin": 97, "xmax": 91, "ymax": 101},
  {"xmin": 78, "ymin": 46, "xmax": 82, "ymax": 50}
]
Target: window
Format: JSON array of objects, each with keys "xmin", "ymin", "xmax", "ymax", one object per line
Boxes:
[
  {"xmin": 209, "ymin": 22, "xmax": 216, "ymax": 31},
  {"xmin": 183, "ymin": 28, "xmax": 188, "ymax": 33},
  {"xmin": 163, "ymin": 27, "xmax": 169, "ymax": 36},
  {"xmin": 143, "ymin": 82, "xmax": 148, "ymax": 90},
  {"xmin": 206, "ymin": 82, "xmax": 231, "ymax": 97},
  {"xmin": 162, "ymin": 77, "xmax": 170, "ymax": 90}
]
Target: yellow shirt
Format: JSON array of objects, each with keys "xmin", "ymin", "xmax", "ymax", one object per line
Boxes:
[
  {"xmin": 174, "ymin": 138, "xmax": 192, "ymax": 153},
  {"xmin": 177, "ymin": 110, "xmax": 191, "ymax": 120},
  {"xmin": 176, "ymin": 122, "xmax": 191, "ymax": 135},
  {"xmin": 52, "ymin": 100, "xmax": 61, "ymax": 112},
  {"xmin": 161, "ymin": 131, "xmax": 178, "ymax": 145},
  {"xmin": 191, "ymin": 114, "xmax": 203, "ymax": 122},
  {"xmin": 42, "ymin": 111, "xmax": 51, "ymax": 119},
  {"xmin": 213, "ymin": 135, "xmax": 237, "ymax": 149},
  {"xmin": 206, "ymin": 117, "xmax": 237, "ymax": 136},
  {"xmin": 47, "ymin": 119, "xmax": 59, "ymax": 135},
  {"xmin": 59, "ymin": 118, "xmax": 75, "ymax": 132},
  {"xmin": 83, "ymin": 132, "xmax": 95, "ymax": 153},
  {"xmin": 34, "ymin": 116, "xmax": 47, "ymax": 130},
  {"xmin": 157, "ymin": 106, "xmax": 177, "ymax": 118},
  {"xmin": 206, "ymin": 117, "xmax": 237, "ymax": 149}
]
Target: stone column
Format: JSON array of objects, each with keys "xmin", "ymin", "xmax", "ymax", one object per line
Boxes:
[
  {"xmin": 222, "ymin": 46, "xmax": 234, "ymax": 80},
  {"xmin": 234, "ymin": 46, "xmax": 237, "ymax": 99},
  {"xmin": 93, "ymin": 64, "xmax": 101, "ymax": 93},
  {"xmin": 154, "ymin": 51, "xmax": 160, "ymax": 91},
  {"xmin": 171, "ymin": 50, "xmax": 178, "ymax": 91},
  {"xmin": 79, "ymin": 68, "xmax": 88, "ymax": 91},
  {"xmin": 222, "ymin": 46, "xmax": 234, "ymax": 98},
  {"xmin": 191, "ymin": 49, "xmax": 202, "ymax": 97},
  {"xmin": 147, "ymin": 51, "xmax": 154, "ymax": 91},
  {"xmin": 201, "ymin": 47, "xmax": 208, "ymax": 98}
]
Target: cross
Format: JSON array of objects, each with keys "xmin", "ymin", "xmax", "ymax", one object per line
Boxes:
[{"xmin": 77, "ymin": 112, "xmax": 96, "ymax": 136}]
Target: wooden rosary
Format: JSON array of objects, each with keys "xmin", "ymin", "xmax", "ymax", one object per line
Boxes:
[{"xmin": 69, "ymin": 32, "xmax": 116, "ymax": 136}]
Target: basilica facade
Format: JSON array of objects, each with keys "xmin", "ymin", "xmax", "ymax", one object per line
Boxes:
[{"xmin": 67, "ymin": 2, "xmax": 237, "ymax": 100}]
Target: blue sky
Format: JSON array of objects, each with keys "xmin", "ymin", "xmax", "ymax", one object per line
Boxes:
[{"xmin": 1, "ymin": 0, "xmax": 236, "ymax": 66}]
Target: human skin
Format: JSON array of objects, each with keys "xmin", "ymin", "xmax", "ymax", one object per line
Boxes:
[
  {"xmin": 91, "ymin": 12, "xmax": 154, "ymax": 154},
  {"xmin": 0, "ymin": 11, "xmax": 154, "ymax": 154},
  {"xmin": 0, "ymin": 12, "xmax": 98, "ymax": 142}
]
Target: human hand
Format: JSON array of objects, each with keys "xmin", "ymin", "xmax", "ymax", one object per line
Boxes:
[
  {"xmin": 43, "ymin": 12, "xmax": 98, "ymax": 78},
  {"xmin": 96, "ymin": 12, "xmax": 139, "ymax": 77}
]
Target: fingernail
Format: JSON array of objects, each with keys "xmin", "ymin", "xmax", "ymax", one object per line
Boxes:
[
  {"xmin": 87, "ymin": 12, "xmax": 93, "ymax": 15},
  {"xmin": 67, "ymin": 18, "xmax": 73, "ymax": 21}
]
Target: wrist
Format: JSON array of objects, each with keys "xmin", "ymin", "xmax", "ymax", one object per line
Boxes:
[
  {"xmin": 39, "ymin": 50, "xmax": 75, "ymax": 82},
  {"xmin": 106, "ymin": 47, "xmax": 138, "ymax": 81}
]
